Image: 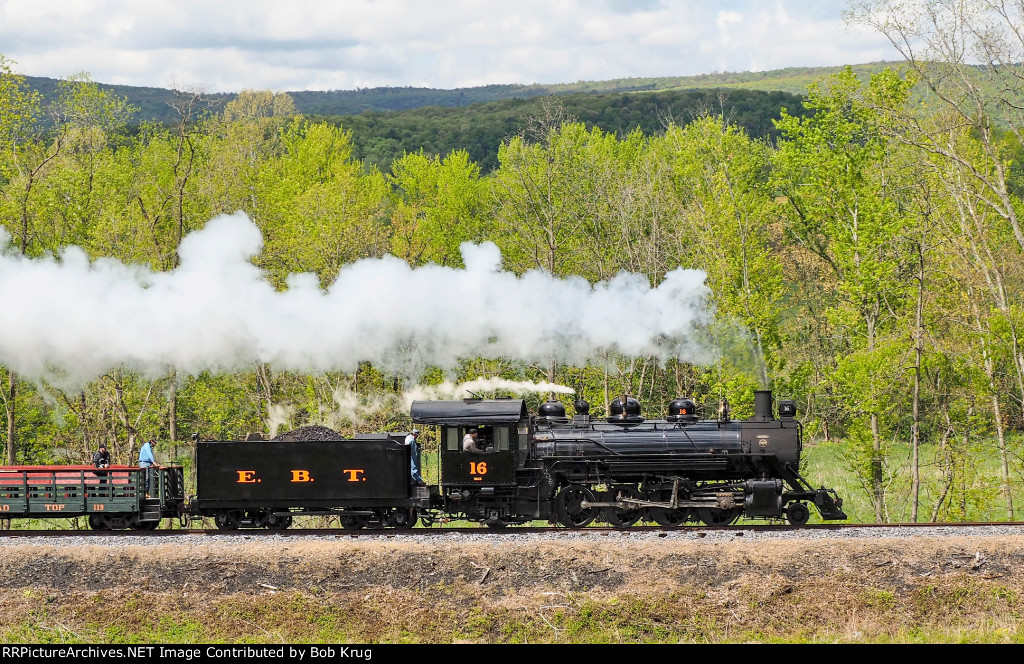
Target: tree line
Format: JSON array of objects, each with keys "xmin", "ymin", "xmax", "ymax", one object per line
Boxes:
[{"xmin": 0, "ymin": 0, "xmax": 1023, "ymax": 522}]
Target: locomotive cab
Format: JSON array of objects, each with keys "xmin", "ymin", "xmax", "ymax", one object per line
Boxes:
[
  {"xmin": 411, "ymin": 398, "xmax": 531, "ymax": 525},
  {"xmin": 438, "ymin": 423, "xmax": 518, "ymax": 486}
]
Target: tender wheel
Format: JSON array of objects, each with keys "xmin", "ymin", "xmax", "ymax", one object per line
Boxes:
[
  {"xmin": 135, "ymin": 519, "xmax": 160, "ymax": 531},
  {"xmin": 265, "ymin": 513, "xmax": 292, "ymax": 530},
  {"xmin": 603, "ymin": 487, "xmax": 644, "ymax": 528},
  {"xmin": 695, "ymin": 507, "xmax": 742, "ymax": 527},
  {"xmin": 786, "ymin": 502, "xmax": 810, "ymax": 526},
  {"xmin": 555, "ymin": 485, "xmax": 598, "ymax": 528},
  {"xmin": 339, "ymin": 513, "xmax": 369, "ymax": 530},
  {"xmin": 648, "ymin": 489, "xmax": 689, "ymax": 527},
  {"xmin": 387, "ymin": 508, "xmax": 416, "ymax": 529},
  {"xmin": 214, "ymin": 510, "xmax": 243, "ymax": 530}
]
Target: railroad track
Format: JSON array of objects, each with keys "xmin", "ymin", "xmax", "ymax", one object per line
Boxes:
[{"xmin": 3, "ymin": 522, "xmax": 1024, "ymax": 537}]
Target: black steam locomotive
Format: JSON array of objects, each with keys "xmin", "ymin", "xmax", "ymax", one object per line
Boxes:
[
  {"xmin": 187, "ymin": 389, "xmax": 845, "ymax": 529},
  {"xmin": 0, "ymin": 390, "xmax": 846, "ymax": 530},
  {"xmin": 408, "ymin": 390, "xmax": 845, "ymax": 528}
]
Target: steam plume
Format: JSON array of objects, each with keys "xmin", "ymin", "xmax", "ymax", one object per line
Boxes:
[{"xmin": 0, "ymin": 212, "xmax": 713, "ymax": 387}]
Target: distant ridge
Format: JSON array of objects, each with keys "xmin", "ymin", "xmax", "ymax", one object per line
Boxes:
[{"xmin": 22, "ymin": 61, "xmax": 903, "ymax": 125}]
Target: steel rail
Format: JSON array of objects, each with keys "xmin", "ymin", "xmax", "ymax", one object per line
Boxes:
[{"xmin": 3, "ymin": 521, "xmax": 1024, "ymax": 538}]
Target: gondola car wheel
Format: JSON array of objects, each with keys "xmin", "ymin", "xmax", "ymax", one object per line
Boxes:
[
  {"xmin": 695, "ymin": 507, "xmax": 742, "ymax": 527},
  {"xmin": 214, "ymin": 510, "xmax": 242, "ymax": 530},
  {"xmin": 786, "ymin": 502, "xmax": 810, "ymax": 526},
  {"xmin": 555, "ymin": 484, "xmax": 598, "ymax": 528}
]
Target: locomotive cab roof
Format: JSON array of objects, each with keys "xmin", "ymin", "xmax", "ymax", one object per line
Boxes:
[{"xmin": 410, "ymin": 399, "xmax": 528, "ymax": 425}]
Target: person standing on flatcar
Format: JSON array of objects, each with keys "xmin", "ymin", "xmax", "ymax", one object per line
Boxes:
[
  {"xmin": 405, "ymin": 429, "xmax": 425, "ymax": 486},
  {"xmin": 92, "ymin": 444, "xmax": 110, "ymax": 468},
  {"xmin": 92, "ymin": 443, "xmax": 111, "ymax": 494},
  {"xmin": 138, "ymin": 438, "xmax": 159, "ymax": 497}
]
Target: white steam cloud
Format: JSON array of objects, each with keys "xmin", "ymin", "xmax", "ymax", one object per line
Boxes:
[
  {"xmin": 401, "ymin": 378, "xmax": 575, "ymax": 410},
  {"xmin": 0, "ymin": 212, "xmax": 714, "ymax": 386}
]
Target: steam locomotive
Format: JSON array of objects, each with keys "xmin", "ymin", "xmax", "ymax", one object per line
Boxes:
[
  {"xmin": 0, "ymin": 390, "xmax": 846, "ymax": 529},
  {"xmin": 405, "ymin": 389, "xmax": 845, "ymax": 528}
]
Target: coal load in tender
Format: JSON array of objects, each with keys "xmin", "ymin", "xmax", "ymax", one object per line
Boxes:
[{"xmin": 271, "ymin": 425, "xmax": 345, "ymax": 441}]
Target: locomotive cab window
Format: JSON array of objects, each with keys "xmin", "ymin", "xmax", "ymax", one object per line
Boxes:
[
  {"xmin": 446, "ymin": 425, "xmax": 512, "ymax": 453},
  {"xmin": 492, "ymin": 427, "xmax": 509, "ymax": 451},
  {"xmin": 475, "ymin": 426, "xmax": 493, "ymax": 451},
  {"xmin": 462, "ymin": 425, "xmax": 492, "ymax": 453},
  {"xmin": 445, "ymin": 427, "xmax": 460, "ymax": 451}
]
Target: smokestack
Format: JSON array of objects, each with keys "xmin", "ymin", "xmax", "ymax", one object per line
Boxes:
[{"xmin": 753, "ymin": 390, "xmax": 773, "ymax": 421}]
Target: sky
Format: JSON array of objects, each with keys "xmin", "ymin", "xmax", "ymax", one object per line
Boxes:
[{"xmin": 0, "ymin": 0, "xmax": 904, "ymax": 93}]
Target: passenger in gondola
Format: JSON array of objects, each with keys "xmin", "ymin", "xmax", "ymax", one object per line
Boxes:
[
  {"xmin": 92, "ymin": 444, "xmax": 110, "ymax": 468},
  {"xmin": 92, "ymin": 443, "xmax": 111, "ymax": 494}
]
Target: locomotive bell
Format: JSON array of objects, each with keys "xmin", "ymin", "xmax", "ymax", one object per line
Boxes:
[{"xmin": 667, "ymin": 397, "xmax": 698, "ymax": 423}]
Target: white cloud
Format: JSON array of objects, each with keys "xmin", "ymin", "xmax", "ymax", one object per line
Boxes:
[{"xmin": 0, "ymin": 0, "xmax": 903, "ymax": 91}]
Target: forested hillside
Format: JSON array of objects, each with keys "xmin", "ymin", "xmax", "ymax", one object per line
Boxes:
[
  {"xmin": 1, "ymin": 2, "xmax": 1024, "ymax": 524},
  {"xmin": 25, "ymin": 73, "xmax": 806, "ymax": 174},
  {"xmin": 23, "ymin": 61, "xmax": 891, "ymax": 123},
  {"xmin": 320, "ymin": 88, "xmax": 807, "ymax": 172}
]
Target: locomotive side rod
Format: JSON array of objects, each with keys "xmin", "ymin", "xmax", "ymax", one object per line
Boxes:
[
  {"xmin": 579, "ymin": 479, "xmax": 741, "ymax": 510},
  {"xmin": 580, "ymin": 495, "xmax": 742, "ymax": 510}
]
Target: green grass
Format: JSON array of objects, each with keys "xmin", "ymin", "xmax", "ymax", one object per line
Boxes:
[{"xmin": 801, "ymin": 432, "xmax": 1024, "ymax": 523}]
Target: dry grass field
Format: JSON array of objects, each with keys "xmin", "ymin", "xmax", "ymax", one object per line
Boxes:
[{"xmin": 2, "ymin": 532, "xmax": 1024, "ymax": 643}]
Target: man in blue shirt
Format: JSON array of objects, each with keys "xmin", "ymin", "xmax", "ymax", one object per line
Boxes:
[
  {"xmin": 405, "ymin": 429, "xmax": 425, "ymax": 486},
  {"xmin": 138, "ymin": 439, "xmax": 158, "ymax": 496}
]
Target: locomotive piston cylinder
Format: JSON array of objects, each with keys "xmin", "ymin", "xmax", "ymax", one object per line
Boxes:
[{"xmin": 744, "ymin": 479, "xmax": 783, "ymax": 516}]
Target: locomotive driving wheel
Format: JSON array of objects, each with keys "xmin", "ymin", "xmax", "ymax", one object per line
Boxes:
[
  {"xmin": 602, "ymin": 487, "xmax": 644, "ymax": 528},
  {"xmin": 695, "ymin": 507, "xmax": 742, "ymax": 527},
  {"xmin": 555, "ymin": 484, "xmax": 598, "ymax": 528},
  {"xmin": 648, "ymin": 489, "xmax": 690, "ymax": 527}
]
